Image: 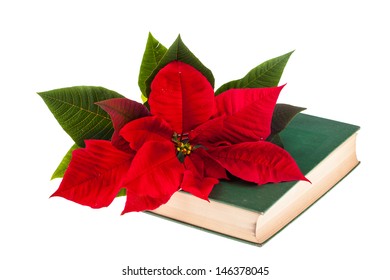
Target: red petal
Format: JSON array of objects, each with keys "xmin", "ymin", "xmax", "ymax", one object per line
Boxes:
[
  {"xmin": 181, "ymin": 170, "xmax": 218, "ymax": 201},
  {"xmin": 189, "ymin": 117, "xmax": 225, "ymax": 146},
  {"xmin": 96, "ymin": 98, "xmax": 150, "ymax": 152},
  {"xmin": 51, "ymin": 140, "xmax": 134, "ymax": 208},
  {"xmin": 121, "ymin": 141, "xmax": 184, "ymax": 213},
  {"xmin": 208, "ymin": 142, "xmax": 308, "ymax": 185},
  {"xmin": 214, "ymin": 86, "xmax": 283, "ymax": 118},
  {"xmin": 148, "ymin": 61, "xmax": 215, "ymax": 133},
  {"xmin": 183, "ymin": 152, "xmax": 204, "ymax": 178},
  {"xmin": 180, "ymin": 155, "xmax": 219, "ymax": 201},
  {"xmin": 190, "ymin": 86, "xmax": 283, "ymax": 145},
  {"xmin": 189, "ymin": 114, "xmax": 265, "ymax": 146},
  {"xmin": 120, "ymin": 116, "xmax": 173, "ymax": 151},
  {"xmin": 193, "ymin": 148, "xmax": 228, "ymax": 180}
]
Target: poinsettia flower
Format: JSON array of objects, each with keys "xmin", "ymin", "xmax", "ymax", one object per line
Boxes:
[
  {"xmin": 52, "ymin": 60, "xmax": 307, "ymax": 215},
  {"xmin": 118, "ymin": 61, "xmax": 307, "ymax": 213}
]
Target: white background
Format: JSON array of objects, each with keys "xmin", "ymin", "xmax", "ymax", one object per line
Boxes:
[{"xmin": 1, "ymin": 0, "xmax": 389, "ymax": 279}]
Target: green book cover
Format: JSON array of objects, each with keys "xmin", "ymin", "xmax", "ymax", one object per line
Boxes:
[{"xmin": 150, "ymin": 113, "xmax": 360, "ymax": 244}]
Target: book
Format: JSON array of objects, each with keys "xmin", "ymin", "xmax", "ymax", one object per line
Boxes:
[{"xmin": 150, "ymin": 113, "xmax": 360, "ymax": 245}]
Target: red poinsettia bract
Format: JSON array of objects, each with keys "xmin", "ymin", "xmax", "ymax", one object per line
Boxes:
[{"xmin": 51, "ymin": 61, "xmax": 307, "ymax": 214}]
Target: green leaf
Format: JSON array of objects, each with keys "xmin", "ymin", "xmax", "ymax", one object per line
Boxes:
[
  {"xmin": 138, "ymin": 32, "xmax": 167, "ymax": 99},
  {"xmin": 215, "ymin": 51, "xmax": 294, "ymax": 95},
  {"xmin": 38, "ymin": 86, "xmax": 123, "ymax": 147},
  {"xmin": 140, "ymin": 94, "xmax": 148, "ymax": 104},
  {"xmin": 51, "ymin": 143, "xmax": 79, "ymax": 180},
  {"xmin": 145, "ymin": 34, "xmax": 215, "ymax": 97},
  {"xmin": 116, "ymin": 188, "xmax": 126, "ymax": 197},
  {"xmin": 271, "ymin": 103, "xmax": 306, "ymax": 135}
]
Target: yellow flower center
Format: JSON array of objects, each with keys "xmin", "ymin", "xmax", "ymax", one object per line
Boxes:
[
  {"xmin": 172, "ymin": 132, "xmax": 197, "ymax": 162},
  {"xmin": 176, "ymin": 141, "xmax": 193, "ymax": 155}
]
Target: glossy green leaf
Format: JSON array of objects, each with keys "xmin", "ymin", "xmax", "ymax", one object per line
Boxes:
[
  {"xmin": 51, "ymin": 143, "xmax": 79, "ymax": 180},
  {"xmin": 215, "ymin": 51, "xmax": 294, "ymax": 95},
  {"xmin": 38, "ymin": 86, "xmax": 123, "ymax": 147},
  {"xmin": 145, "ymin": 35, "xmax": 215, "ymax": 97},
  {"xmin": 138, "ymin": 32, "xmax": 167, "ymax": 99}
]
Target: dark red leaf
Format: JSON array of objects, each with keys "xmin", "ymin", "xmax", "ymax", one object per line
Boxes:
[
  {"xmin": 96, "ymin": 98, "xmax": 150, "ymax": 152},
  {"xmin": 121, "ymin": 141, "xmax": 184, "ymax": 213},
  {"xmin": 270, "ymin": 103, "xmax": 306, "ymax": 134},
  {"xmin": 208, "ymin": 141, "xmax": 308, "ymax": 185},
  {"xmin": 51, "ymin": 140, "xmax": 134, "ymax": 208},
  {"xmin": 148, "ymin": 61, "xmax": 215, "ymax": 133},
  {"xmin": 120, "ymin": 116, "xmax": 173, "ymax": 151}
]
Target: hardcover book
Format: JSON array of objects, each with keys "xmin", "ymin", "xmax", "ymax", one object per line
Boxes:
[{"xmin": 150, "ymin": 113, "xmax": 360, "ymax": 244}]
